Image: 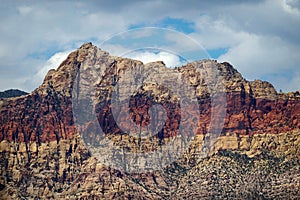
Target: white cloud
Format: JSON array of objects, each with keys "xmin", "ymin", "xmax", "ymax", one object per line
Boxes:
[
  {"xmin": 186, "ymin": 0, "xmax": 300, "ymax": 92},
  {"xmin": 0, "ymin": 0, "xmax": 299, "ymax": 92},
  {"xmin": 17, "ymin": 5, "xmax": 33, "ymax": 16},
  {"xmin": 190, "ymin": 16, "xmax": 248, "ymax": 50},
  {"xmin": 164, "ymin": 31, "xmax": 207, "ymax": 54},
  {"xmin": 37, "ymin": 50, "xmax": 73, "ymax": 79},
  {"xmin": 127, "ymin": 51, "xmax": 182, "ymax": 68},
  {"xmin": 100, "ymin": 44, "xmax": 131, "ymax": 56},
  {"xmin": 27, "ymin": 50, "xmax": 73, "ymax": 90},
  {"xmin": 217, "ymin": 34, "xmax": 300, "ymax": 91},
  {"xmin": 283, "ymin": 0, "xmax": 300, "ymax": 15}
]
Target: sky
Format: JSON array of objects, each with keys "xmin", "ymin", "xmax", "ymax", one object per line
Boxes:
[{"xmin": 0, "ymin": 0, "xmax": 299, "ymax": 92}]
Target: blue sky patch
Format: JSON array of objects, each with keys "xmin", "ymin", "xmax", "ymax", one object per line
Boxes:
[
  {"xmin": 157, "ymin": 17, "xmax": 195, "ymax": 34},
  {"xmin": 207, "ymin": 48, "xmax": 228, "ymax": 59},
  {"xmin": 129, "ymin": 17, "xmax": 195, "ymax": 34}
]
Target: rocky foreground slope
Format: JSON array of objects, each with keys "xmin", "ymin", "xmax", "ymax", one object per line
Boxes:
[{"xmin": 0, "ymin": 43, "xmax": 299, "ymax": 199}]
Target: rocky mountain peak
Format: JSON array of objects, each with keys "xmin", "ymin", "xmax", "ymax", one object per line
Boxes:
[
  {"xmin": 0, "ymin": 43, "xmax": 299, "ymax": 199},
  {"xmin": 79, "ymin": 42, "xmax": 93, "ymax": 49},
  {"xmin": 37, "ymin": 43, "xmax": 291, "ymax": 102},
  {"xmin": 38, "ymin": 42, "xmax": 103, "ymax": 96},
  {"xmin": 250, "ymin": 79, "xmax": 277, "ymax": 99}
]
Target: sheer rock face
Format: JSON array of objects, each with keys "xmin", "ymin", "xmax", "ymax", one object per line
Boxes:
[
  {"xmin": 1, "ymin": 43, "xmax": 299, "ymax": 143},
  {"xmin": 0, "ymin": 43, "xmax": 299, "ymax": 199}
]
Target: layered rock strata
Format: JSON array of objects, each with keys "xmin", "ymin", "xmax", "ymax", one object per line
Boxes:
[{"xmin": 0, "ymin": 43, "xmax": 299, "ymax": 199}]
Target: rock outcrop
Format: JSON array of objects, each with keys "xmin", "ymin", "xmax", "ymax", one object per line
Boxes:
[
  {"xmin": 0, "ymin": 42, "xmax": 299, "ymax": 199},
  {"xmin": 0, "ymin": 89, "xmax": 28, "ymax": 99}
]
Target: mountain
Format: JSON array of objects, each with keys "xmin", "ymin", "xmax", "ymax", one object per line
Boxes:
[
  {"xmin": 0, "ymin": 89, "xmax": 28, "ymax": 99},
  {"xmin": 0, "ymin": 42, "xmax": 299, "ymax": 199}
]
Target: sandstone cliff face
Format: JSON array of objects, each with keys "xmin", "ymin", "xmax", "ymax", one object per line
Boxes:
[{"xmin": 0, "ymin": 43, "xmax": 299, "ymax": 199}]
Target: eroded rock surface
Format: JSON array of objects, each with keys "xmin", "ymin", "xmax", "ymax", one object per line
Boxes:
[{"xmin": 0, "ymin": 43, "xmax": 299, "ymax": 199}]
